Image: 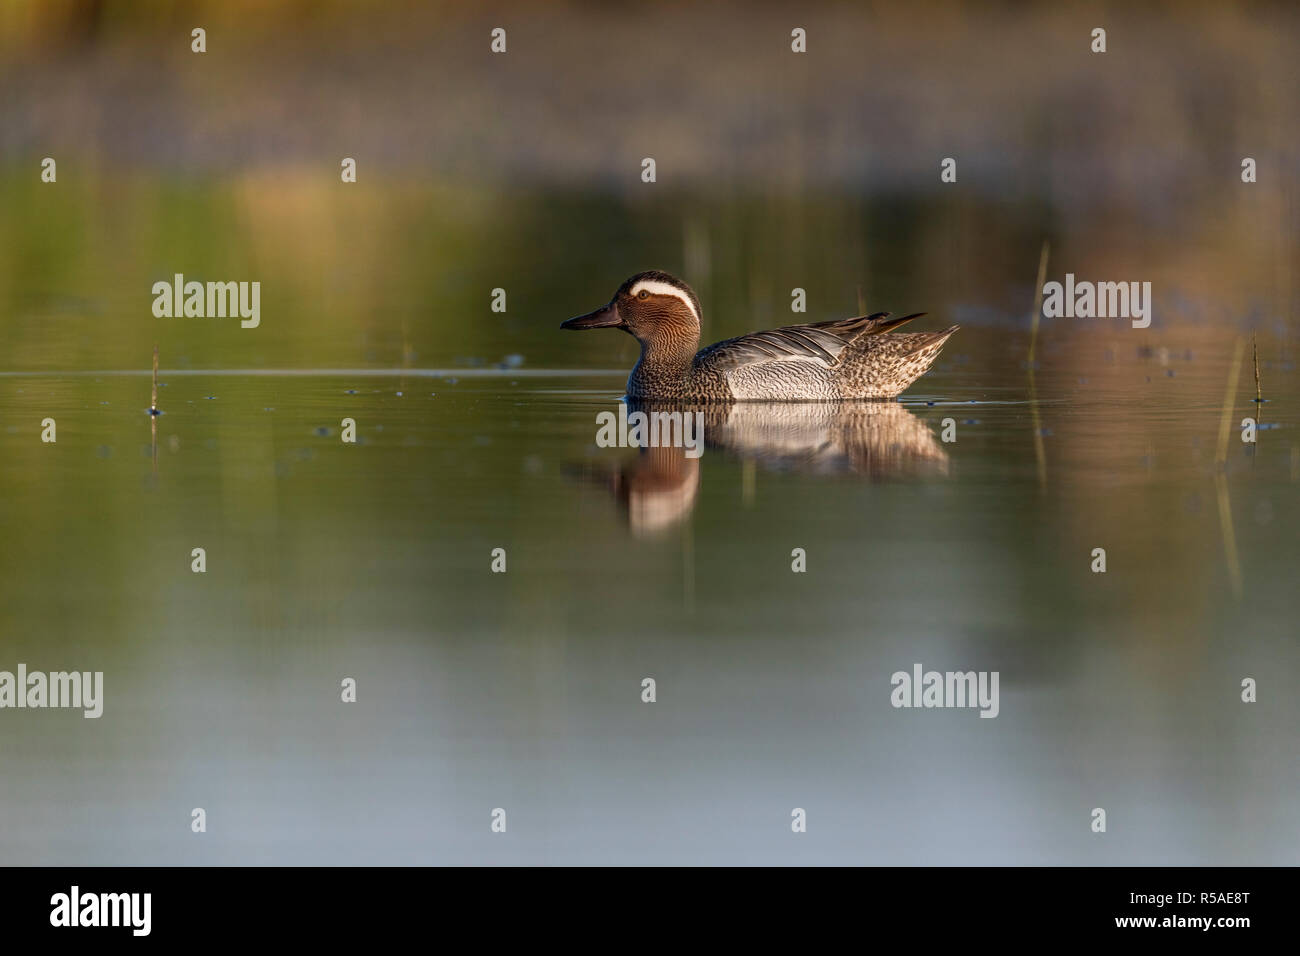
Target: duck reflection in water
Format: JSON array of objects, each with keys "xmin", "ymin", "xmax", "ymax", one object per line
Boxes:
[{"xmin": 569, "ymin": 399, "xmax": 949, "ymax": 536}]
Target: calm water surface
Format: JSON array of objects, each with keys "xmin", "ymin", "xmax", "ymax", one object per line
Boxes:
[{"xmin": 2, "ymin": 327, "xmax": 1295, "ymax": 864}]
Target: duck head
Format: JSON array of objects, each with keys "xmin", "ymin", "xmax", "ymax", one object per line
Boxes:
[{"xmin": 561, "ymin": 271, "xmax": 702, "ymax": 350}]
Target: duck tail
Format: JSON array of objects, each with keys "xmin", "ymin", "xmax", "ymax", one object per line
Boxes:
[
  {"xmin": 900, "ymin": 325, "xmax": 959, "ymax": 355},
  {"xmin": 835, "ymin": 326, "xmax": 958, "ymax": 398}
]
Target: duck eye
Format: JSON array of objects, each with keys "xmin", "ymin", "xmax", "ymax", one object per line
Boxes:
[{"xmin": 637, "ymin": 290, "xmax": 649, "ymax": 300}]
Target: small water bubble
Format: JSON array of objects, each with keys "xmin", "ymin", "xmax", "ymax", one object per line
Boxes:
[
  {"xmin": 205, "ymin": 395, "xmax": 217, "ymax": 401},
  {"xmin": 396, "ymin": 391, "xmax": 403, "ymax": 397},
  {"xmin": 345, "ymin": 389, "xmax": 357, "ymax": 395},
  {"xmin": 314, "ymin": 426, "xmax": 332, "ymax": 437}
]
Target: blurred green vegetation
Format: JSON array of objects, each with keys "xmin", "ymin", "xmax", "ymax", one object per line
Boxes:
[
  {"xmin": 0, "ymin": 168, "xmax": 1293, "ymax": 377},
  {"xmin": 1, "ymin": 0, "xmax": 1293, "ymax": 373}
]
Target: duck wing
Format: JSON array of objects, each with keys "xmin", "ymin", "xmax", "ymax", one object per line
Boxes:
[{"xmin": 695, "ymin": 312, "xmax": 925, "ymax": 372}]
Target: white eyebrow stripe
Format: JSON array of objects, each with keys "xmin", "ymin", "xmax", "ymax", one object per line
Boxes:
[{"xmin": 629, "ymin": 280, "xmax": 700, "ymax": 324}]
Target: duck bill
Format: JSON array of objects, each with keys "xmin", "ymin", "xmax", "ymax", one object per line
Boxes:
[{"xmin": 561, "ymin": 301, "xmax": 623, "ymax": 330}]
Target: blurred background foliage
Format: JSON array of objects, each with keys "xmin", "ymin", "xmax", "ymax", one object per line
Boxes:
[{"xmin": 0, "ymin": 0, "xmax": 1294, "ymax": 374}]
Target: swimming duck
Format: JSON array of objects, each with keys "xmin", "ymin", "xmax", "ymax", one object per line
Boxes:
[{"xmin": 561, "ymin": 271, "xmax": 957, "ymax": 401}]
